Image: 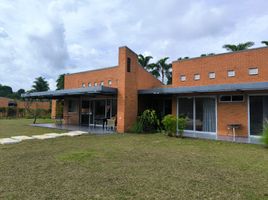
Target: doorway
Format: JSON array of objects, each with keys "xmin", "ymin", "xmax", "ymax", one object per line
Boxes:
[{"xmin": 80, "ymin": 99, "xmax": 117, "ymax": 127}]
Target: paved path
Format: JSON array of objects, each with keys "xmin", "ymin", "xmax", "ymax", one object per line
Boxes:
[{"xmin": 0, "ymin": 131, "xmax": 88, "ymax": 145}]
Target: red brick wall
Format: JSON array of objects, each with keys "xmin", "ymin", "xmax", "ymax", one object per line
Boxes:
[
  {"xmin": 217, "ymin": 97, "xmax": 248, "ymax": 137},
  {"xmin": 172, "ymin": 47, "xmax": 268, "ymax": 87},
  {"xmin": 64, "ymin": 67, "xmax": 119, "ymax": 89},
  {"xmin": 62, "ymin": 46, "xmax": 163, "ymax": 132},
  {"xmin": 0, "ymin": 97, "xmax": 50, "ymax": 110}
]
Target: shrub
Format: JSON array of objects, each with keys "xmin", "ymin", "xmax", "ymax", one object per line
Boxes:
[
  {"xmin": 140, "ymin": 109, "xmax": 160, "ymax": 133},
  {"xmin": 177, "ymin": 117, "xmax": 187, "ymax": 137},
  {"xmin": 7, "ymin": 107, "xmax": 17, "ymax": 117},
  {"xmin": 129, "ymin": 118, "xmax": 143, "ymax": 133},
  {"xmin": 262, "ymin": 122, "xmax": 268, "ymax": 147},
  {"xmin": 162, "ymin": 115, "xmax": 177, "ymax": 137}
]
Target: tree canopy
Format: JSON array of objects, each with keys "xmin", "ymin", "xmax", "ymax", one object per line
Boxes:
[
  {"xmin": 32, "ymin": 77, "xmax": 49, "ymax": 92},
  {"xmin": 138, "ymin": 54, "xmax": 153, "ymax": 70},
  {"xmin": 222, "ymin": 41, "xmax": 254, "ymax": 52},
  {"xmin": 56, "ymin": 74, "xmax": 65, "ymax": 90},
  {"xmin": 262, "ymin": 41, "xmax": 268, "ymax": 46}
]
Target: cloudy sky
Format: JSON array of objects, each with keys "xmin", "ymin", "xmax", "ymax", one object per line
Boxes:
[{"xmin": 0, "ymin": 0, "xmax": 267, "ymax": 91}]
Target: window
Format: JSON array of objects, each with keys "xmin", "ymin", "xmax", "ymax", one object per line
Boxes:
[
  {"xmin": 88, "ymin": 82, "xmax": 91, "ymax": 87},
  {"xmin": 127, "ymin": 57, "xmax": 131, "ymax": 72},
  {"xmin": 249, "ymin": 68, "xmax": 258, "ymax": 75},
  {"xmin": 219, "ymin": 95, "xmax": 244, "ymax": 102},
  {"xmin": 108, "ymin": 80, "xmax": 112, "ymax": 86},
  {"xmin": 82, "ymin": 83, "xmax": 85, "ymax": 88},
  {"xmin": 68, "ymin": 100, "xmax": 77, "ymax": 112},
  {"xmin": 232, "ymin": 95, "xmax": 244, "ymax": 102},
  {"xmin": 178, "ymin": 97, "xmax": 216, "ymax": 132},
  {"xmin": 100, "ymin": 81, "xmax": 104, "ymax": 86},
  {"xmin": 180, "ymin": 75, "xmax": 186, "ymax": 81},
  {"xmin": 209, "ymin": 72, "xmax": 216, "ymax": 79},
  {"xmin": 228, "ymin": 70, "xmax": 235, "ymax": 77},
  {"xmin": 94, "ymin": 82, "xmax": 98, "ymax": 86},
  {"xmin": 194, "ymin": 74, "xmax": 200, "ymax": 80}
]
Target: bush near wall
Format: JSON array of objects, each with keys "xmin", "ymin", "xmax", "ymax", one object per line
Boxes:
[
  {"xmin": 130, "ymin": 109, "xmax": 160, "ymax": 133},
  {"xmin": 0, "ymin": 107, "xmax": 51, "ymax": 119}
]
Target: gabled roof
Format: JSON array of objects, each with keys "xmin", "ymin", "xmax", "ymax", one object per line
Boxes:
[
  {"xmin": 138, "ymin": 82, "xmax": 268, "ymax": 95},
  {"xmin": 22, "ymin": 86, "xmax": 117, "ymax": 99}
]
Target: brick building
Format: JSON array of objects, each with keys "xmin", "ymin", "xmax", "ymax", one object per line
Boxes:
[{"xmin": 23, "ymin": 46, "xmax": 268, "ymax": 141}]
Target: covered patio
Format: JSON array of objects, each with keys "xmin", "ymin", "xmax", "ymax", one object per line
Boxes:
[{"xmin": 22, "ymin": 86, "xmax": 118, "ymax": 134}]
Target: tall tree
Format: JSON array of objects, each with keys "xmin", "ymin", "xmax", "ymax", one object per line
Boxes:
[
  {"xmin": 56, "ymin": 74, "xmax": 65, "ymax": 90},
  {"xmin": 222, "ymin": 41, "xmax": 254, "ymax": 52},
  {"xmin": 138, "ymin": 54, "xmax": 153, "ymax": 70},
  {"xmin": 32, "ymin": 77, "xmax": 49, "ymax": 92},
  {"xmin": 0, "ymin": 84, "xmax": 13, "ymax": 97},
  {"xmin": 261, "ymin": 41, "xmax": 268, "ymax": 46},
  {"xmin": 148, "ymin": 57, "xmax": 171, "ymax": 84}
]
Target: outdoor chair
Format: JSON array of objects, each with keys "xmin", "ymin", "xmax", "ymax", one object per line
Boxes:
[{"xmin": 107, "ymin": 117, "xmax": 116, "ymax": 131}]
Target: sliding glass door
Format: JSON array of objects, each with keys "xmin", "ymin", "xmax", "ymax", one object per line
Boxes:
[
  {"xmin": 178, "ymin": 97, "xmax": 216, "ymax": 133},
  {"xmin": 80, "ymin": 99, "xmax": 117, "ymax": 126},
  {"xmin": 249, "ymin": 96, "xmax": 268, "ymax": 136}
]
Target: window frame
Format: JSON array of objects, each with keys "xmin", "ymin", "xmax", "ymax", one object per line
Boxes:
[
  {"xmin": 127, "ymin": 57, "xmax": 131, "ymax": 72},
  {"xmin": 209, "ymin": 72, "xmax": 216, "ymax": 79},
  {"xmin": 248, "ymin": 68, "xmax": 258, "ymax": 76},
  {"xmin": 219, "ymin": 95, "xmax": 244, "ymax": 103},
  {"xmin": 227, "ymin": 70, "xmax": 236, "ymax": 77},
  {"xmin": 194, "ymin": 74, "xmax": 200, "ymax": 81},
  {"xmin": 180, "ymin": 75, "xmax": 186, "ymax": 82}
]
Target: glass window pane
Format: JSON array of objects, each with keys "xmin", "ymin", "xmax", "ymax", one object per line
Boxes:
[
  {"xmin": 250, "ymin": 96, "xmax": 268, "ymax": 135},
  {"xmin": 232, "ymin": 95, "xmax": 244, "ymax": 102},
  {"xmin": 179, "ymin": 98, "xmax": 193, "ymax": 130},
  {"xmin": 195, "ymin": 98, "xmax": 216, "ymax": 132},
  {"xmin": 220, "ymin": 96, "xmax": 231, "ymax": 102}
]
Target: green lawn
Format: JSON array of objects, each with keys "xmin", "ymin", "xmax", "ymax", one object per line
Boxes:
[
  {"xmin": 0, "ymin": 118, "xmax": 65, "ymax": 138},
  {"xmin": 0, "ymin": 120, "xmax": 268, "ymax": 199}
]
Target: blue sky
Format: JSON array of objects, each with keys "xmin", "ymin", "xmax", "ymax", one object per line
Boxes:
[{"xmin": 0, "ymin": 0, "xmax": 267, "ymax": 90}]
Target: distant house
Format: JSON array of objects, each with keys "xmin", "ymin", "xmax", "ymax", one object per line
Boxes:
[{"xmin": 23, "ymin": 46, "xmax": 268, "ymax": 142}]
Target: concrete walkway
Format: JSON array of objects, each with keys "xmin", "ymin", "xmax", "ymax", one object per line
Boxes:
[{"xmin": 0, "ymin": 131, "xmax": 88, "ymax": 145}]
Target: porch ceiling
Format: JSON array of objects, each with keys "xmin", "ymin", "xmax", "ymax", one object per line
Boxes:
[
  {"xmin": 138, "ymin": 82, "xmax": 268, "ymax": 95},
  {"xmin": 21, "ymin": 86, "xmax": 117, "ymax": 99}
]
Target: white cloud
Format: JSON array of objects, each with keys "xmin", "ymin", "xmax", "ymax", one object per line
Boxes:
[{"xmin": 0, "ymin": 0, "xmax": 267, "ymax": 91}]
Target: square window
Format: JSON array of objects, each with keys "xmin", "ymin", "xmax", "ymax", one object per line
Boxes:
[
  {"xmin": 209, "ymin": 72, "xmax": 216, "ymax": 79},
  {"xmin": 108, "ymin": 80, "xmax": 112, "ymax": 86},
  {"xmin": 88, "ymin": 82, "xmax": 91, "ymax": 87},
  {"xmin": 194, "ymin": 74, "xmax": 200, "ymax": 80},
  {"xmin": 228, "ymin": 70, "xmax": 235, "ymax": 77},
  {"xmin": 100, "ymin": 81, "xmax": 104, "ymax": 86},
  {"xmin": 82, "ymin": 83, "xmax": 85, "ymax": 88},
  {"xmin": 180, "ymin": 75, "xmax": 186, "ymax": 81},
  {"xmin": 249, "ymin": 68, "xmax": 258, "ymax": 75},
  {"xmin": 94, "ymin": 82, "xmax": 98, "ymax": 86}
]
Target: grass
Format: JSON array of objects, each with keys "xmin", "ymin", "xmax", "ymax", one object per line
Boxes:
[
  {"xmin": 0, "ymin": 120, "xmax": 268, "ymax": 199},
  {"xmin": 0, "ymin": 118, "xmax": 65, "ymax": 138}
]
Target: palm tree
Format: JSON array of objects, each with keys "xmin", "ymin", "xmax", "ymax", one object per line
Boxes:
[
  {"xmin": 138, "ymin": 54, "xmax": 153, "ymax": 70},
  {"xmin": 261, "ymin": 41, "xmax": 268, "ymax": 46},
  {"xmin": 148, "ymin": 57, "xmax": 171, "ymax": 83},
  {"xmin": 222, "ymin": 41, "xmax": 254, "ymax": 52}
]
